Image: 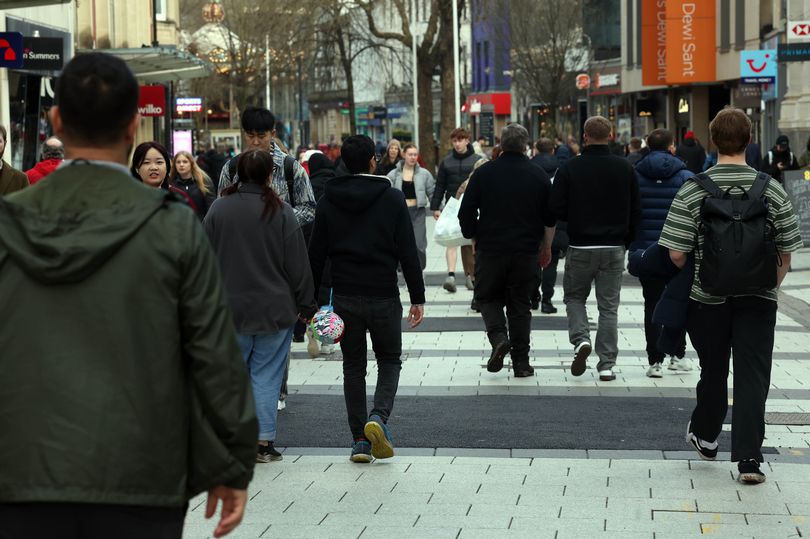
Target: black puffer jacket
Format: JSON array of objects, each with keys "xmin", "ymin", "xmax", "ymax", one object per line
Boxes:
[
  {"xmin": 430, "ymin": 144, "xmax": 483, "ymax": 210},
  {"xmin": 675, "ymin": 138, "xmax": 706, "ymax": 174}
]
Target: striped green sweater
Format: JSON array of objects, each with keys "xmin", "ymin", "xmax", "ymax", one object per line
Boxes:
[{"xmin": 658, "ymin": 164, "xmax": 802, "ymax": 304}]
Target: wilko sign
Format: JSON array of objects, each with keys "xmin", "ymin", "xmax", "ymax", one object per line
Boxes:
[
  {"xmin": 138, "ymin": 85, "xmax": 166, "ymax": 117},
  {"xmin": 176, "ymin": 97, "xmax": 203, "ymax": 113},
  {"xmin": 788, "ymin": 20, "xmax": 810, "ymax": 43}
]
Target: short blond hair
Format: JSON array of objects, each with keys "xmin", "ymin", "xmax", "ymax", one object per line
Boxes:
[{"xmin": 584, "ymin": 116, "xmax": 612, "ymax": 142}]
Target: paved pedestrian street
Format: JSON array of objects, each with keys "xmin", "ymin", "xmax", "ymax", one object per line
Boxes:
[{"xmin": 183, "ymin": 225, "xmax": 810, "ymax": 539}]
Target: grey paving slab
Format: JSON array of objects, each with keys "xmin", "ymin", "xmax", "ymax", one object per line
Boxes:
[
  {"xmin": 513, "ymin": 449, "xmax": 588, "ymax": 459},
  {"xmin": 587, "ymin": 450, "xmax": 664, "ymax": 460},
  {"xmin": 435, "ymin": 447, "xmax": 512, "ymax": 458},
  {"xmin": 362, "ymin": 527, "xmax": 461, "ymax": 538},
  {"xmin": 375, "ymin": 503, "xmax": 471, "ymax": 516}
]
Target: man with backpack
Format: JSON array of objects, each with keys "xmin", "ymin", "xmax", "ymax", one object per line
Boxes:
[
  {"xmin": 218, "ymin": 106, "xmax": 316, "ymax": 228},
  {"xmin": 659, "ymin": 108, "xmax": 802, "ymax": 485}
]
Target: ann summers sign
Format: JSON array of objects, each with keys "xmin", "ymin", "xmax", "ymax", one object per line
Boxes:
[{"xmin": 22, "ymin": 37, "xmax": 64, "ymax": 71}]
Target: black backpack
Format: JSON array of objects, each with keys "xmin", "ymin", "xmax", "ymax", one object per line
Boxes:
[
  {"xmin": 692, "ymin": 172, "xmax": 778, "ymax": 296},
  {"xmin": 227, "ymin": 153, "xmax": 297, "ymax": 207}
]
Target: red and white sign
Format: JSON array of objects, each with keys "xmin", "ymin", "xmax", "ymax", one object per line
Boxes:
[
  {"xmin": 138, "ymin": 85, "xmax": 166, "ymax": 117},
  {"xmin": 575, "ymin": 74, "xmax": 591, "ymax": 90},
  {"xmin": 788, "ymin": 20, "xmax": 810, "ymax": 42}
]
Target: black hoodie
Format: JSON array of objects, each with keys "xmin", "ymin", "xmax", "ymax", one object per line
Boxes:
[{"xmin": 308, "ymin": 173, "xmax": 426, "ymax": 305}]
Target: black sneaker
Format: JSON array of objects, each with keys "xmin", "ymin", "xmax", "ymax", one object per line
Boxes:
[
  {"xmin": 541, "ymin": 301, "xmax": 558, "ymax": 314},
  {"xmin": 292, "ymin": 334, "xmax": 305, "ymax": 343},
  {"xmin": 513, "ymin": 363, "xmax": 535, "ymax": 377},
  {"xmin": 487, "ymin": 338, "xmax": 510, "ymax": 373},
  {"xmin": 350, "ymin": 439, "xmax": 372, "ymax": 463},
  {"xmin": 738, "ymin": 459, "xmax": 766, "ymax": 484},
  {"xmin": 685, "ymin": 422, "xmax": 718, "ymax": 461},
  {"xmin": 530, "ymin": 297, "xmax": 540, "ymax": 310},
  {"xmin": 470, "ymin": 298, "xmax": 480, "ymax": 312},
  {"xmin": 364, "ymin": 415, "xmax": 395, "ymax": 459},
  {"xmin": 257, "ymin": 442, "xmax": 282, "ymax": 463}
]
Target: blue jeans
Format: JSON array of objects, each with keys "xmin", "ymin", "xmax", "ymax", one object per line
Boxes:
[{"xmin": 236, "ymin": 328, "xmax": 294, "ymax": 441}]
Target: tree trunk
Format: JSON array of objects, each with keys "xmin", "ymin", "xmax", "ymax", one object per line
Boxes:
[
  {"xmin": 335, "ymin": 25, "xmax": 357, "ymax": 136},
  {"xmin": 417, "ymin": 51, "xmax": 437, "ymax": 174},
  {"xmin": 437, "ymin": 0, "xmax": 457, "ymax": 162}
]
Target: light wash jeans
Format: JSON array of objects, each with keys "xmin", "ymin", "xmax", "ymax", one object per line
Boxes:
[{"xmin": 237, "ymin": 327, "xmax": 294, "ymax": 441}]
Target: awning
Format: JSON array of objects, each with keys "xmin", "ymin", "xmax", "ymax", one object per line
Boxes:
[
  {"xmin": 77, "ymin": 47, "xmax": 214, "ymax": 84},
  {"xmin": 1, "ymin": 0, "xmax": 70, "ymax": 7}
]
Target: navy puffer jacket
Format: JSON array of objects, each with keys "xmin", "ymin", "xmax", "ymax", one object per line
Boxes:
[{"xmin": 629, "ymin": 151, "xmax": 693, "ymax": 252}]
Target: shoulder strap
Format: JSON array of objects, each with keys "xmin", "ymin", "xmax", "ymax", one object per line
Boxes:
[
  {"xmin": 748, "ymin": 171, "xmax": 771, "ymax": 200},
  {"xmin": 768, "ymin": 150, "xmax": 773, "ymax": 162},
  {"xmin": 690, "ymin": 172, "xmax": 723, "ymax": 198},
  {"xmin": 284, "ymin": 155, "xmax": 296, "ymax": 208}
]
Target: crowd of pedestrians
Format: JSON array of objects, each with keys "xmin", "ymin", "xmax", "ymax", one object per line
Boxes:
[{"xmin": 0, "ymin": 53, "xmax": 805, "ymax": 538}]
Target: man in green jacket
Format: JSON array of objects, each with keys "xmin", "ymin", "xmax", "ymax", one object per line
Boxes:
[{"xmin": 0, "ymin": 54, "xmax": 257, "ymax": 538}]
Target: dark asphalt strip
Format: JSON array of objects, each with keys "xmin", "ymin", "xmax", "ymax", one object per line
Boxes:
[{"xmin": 275, "ymin": 394, "xmax": 765, "ymax": 453}]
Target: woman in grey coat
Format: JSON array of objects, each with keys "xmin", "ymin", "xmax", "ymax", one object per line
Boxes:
[{"xmin": 387, "ymin": 143, "xmax": 436, "ymax": 270}]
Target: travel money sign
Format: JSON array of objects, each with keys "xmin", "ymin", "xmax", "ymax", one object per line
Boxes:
[
  {"xmin": 740, "ymin": 50, "xmax": 777, "ymax": 84},
  {"xmin": 642, "ymin": 0, "xmax": 716, "ymax": 86}
]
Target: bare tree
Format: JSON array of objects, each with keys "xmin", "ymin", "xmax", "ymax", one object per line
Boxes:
[
  {"xmin": 357, "ymin": 0, "xmax": 444, "ymax": 172},
  {"xmin": 497, "ymin": 0, "xmax": 586, "ymax": 135},
  {"xmin": 313, "ymin": 3, "xmax": 402, "ymax": 135}
]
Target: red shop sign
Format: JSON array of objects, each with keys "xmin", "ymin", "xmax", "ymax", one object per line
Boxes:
[{"xmin": 138, "ymin": 85, "xmax": 166, "ymax": 117}]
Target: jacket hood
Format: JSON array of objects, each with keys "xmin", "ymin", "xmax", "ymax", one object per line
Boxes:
[
  {"xmin": 325, "ymin": 174, "xmax": 391, "ymax": 212},
  {"xmin": 635, "ymin": 150, "xmax": 689, "ymax": 180},
  {"xmin": 308, "ymin": 152, "xmax": 334, "ymax": 175},
  {"xmin": 452, "ymin": 144, "xmax": 476, "ymax": 160},
  {"xmin": 0, "ymin": 164, "xmax": 169, "ymax": 284},
  {"xmin": 532, "ymin": 153, "xmax": 560, "ymax": 175}
]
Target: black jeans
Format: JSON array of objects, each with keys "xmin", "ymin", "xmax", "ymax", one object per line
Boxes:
[
  {"xmin": 686, "ymin": 297, "xmax": 777, "ymax": 462},
  {"xmin": 333, "ymin": 295, "xmax": 403, "ymax": 440},
  {"xmin": 531, "ymin": 251, "xmax": 560, "ymax": 303},
  {"xmin": 475, "ymin": 252, "xmax": 536, "ymax": 363},
  {"xmin": 0, "ymin": 502, "xmax": 186, "ymax": 539}
]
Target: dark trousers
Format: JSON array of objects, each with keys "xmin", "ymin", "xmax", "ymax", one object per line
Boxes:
[
  {"xmin": 686, "ymin": 297, "xmax": 777, "ymax": 462},
  {"xmin": 475, "ymin": 252, "xmax": 536, "ymax": 363},
  {"xmin": 531, "ymin": 251, "xmax": 560, "ymax": 303},
  {"xmin": 0, "ymin": 502, "xmax": 186, "ymax": 539},
  {"xmin": 641, "ymin": 276, "xmax": 667, "ymax": 365},
  {"xmin": 333, "ymin": 295, "xmax": 403, "ymax": 440}
]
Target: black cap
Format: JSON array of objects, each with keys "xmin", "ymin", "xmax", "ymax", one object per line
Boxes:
[{"xmin": 776, "ymin": 135, "xmax": 790, "ymax": 146}]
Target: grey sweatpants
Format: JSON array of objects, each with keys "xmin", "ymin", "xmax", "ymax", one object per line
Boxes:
[{"xmin": 563, "ymin": 247, "xmax": 625, "ymax": 371}]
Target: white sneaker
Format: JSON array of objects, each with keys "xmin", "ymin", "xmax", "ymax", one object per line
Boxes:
[
  {"xmin": 598, "ymin": 368, "xmax": 616, "ymax": 381},
  {"xmin": 443, "ymin": 275, "xmax": 457, "ymax": 293},
  {"xmin": 465, "ymin": 275, "xmax": 475, "ymax": 290},
  {"xmin": 646, "ymin": 363, "xmax": 663, "ymax": 378},
  {"xmin": 668, "ymin": 357, "xmax": 693, "ymax": 371},
  {"xmin": 277, "ymin": 400, "xmax": 286, "ymax": 411},
  {"xmin": 321, "ymin": 343, "xmax": 335, "ymax": 355}
]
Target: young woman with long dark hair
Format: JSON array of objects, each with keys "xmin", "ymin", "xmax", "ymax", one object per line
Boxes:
[
  {"xmin": 131, "ymin": 142, "xmax": 197, "ymax": 212},
  {"xmin": 204, "ymin": 149, "xmax": 315, "ymax": 463}
]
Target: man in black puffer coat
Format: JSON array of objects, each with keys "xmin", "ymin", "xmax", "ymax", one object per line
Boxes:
[{"xmin": 431, "ymin": 127, "xmax": 484, "ymax": 293}]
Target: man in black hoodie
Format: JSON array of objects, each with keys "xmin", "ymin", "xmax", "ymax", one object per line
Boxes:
[
  {"xmin": 309, "ymin": 135, "xmax": 425, "ymax": 463},
  {"xmin": 431, "ymin": 128, "xmax": 484, "ymax": 292},
  {"xmin": 675, "ymin": 131, "xmax": 707, "ymax": 174},
  {"xmin": 551, "ymin": 116, "xmax": 640, "ymax": 382}
]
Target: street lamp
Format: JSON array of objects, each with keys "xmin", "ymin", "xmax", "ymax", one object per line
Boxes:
[
  {"xmin": 452, "ymin": 0, "xmax": 461, "ymax": 127},
  {"xmin": 411, "ymin": 0, "xmax": 419, "ymax": 148}
]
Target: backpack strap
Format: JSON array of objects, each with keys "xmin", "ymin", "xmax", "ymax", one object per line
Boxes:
[
  {"xmin": 690, "ymin": 172, "xmax": 723, "ymax": 198},
  {"xmin": 748, "ymin": 171, "xmax": 771, "ymax": 200},
  {"xmin": 284, "ymin": 155, "xmax": 296, "ymax": 208}
]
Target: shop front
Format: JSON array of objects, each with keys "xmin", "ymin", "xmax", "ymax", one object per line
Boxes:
[
  {"xmin": 463, "ymin": 92, "xmax": 511, "ymax": 146},
  {"xmin": 3, "ymin": 17, "xmax": 70, "ymax": 171}
]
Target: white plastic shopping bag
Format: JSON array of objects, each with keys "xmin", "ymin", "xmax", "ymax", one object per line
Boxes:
[{"xmin": 433, "ymin": 195, "xmax": 472, "ymax": 247}]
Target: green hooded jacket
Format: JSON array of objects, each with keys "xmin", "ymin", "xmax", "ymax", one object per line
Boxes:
[{"xmin": 0, "ymin": 163, "xmax": 257, "ymax": 507}]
